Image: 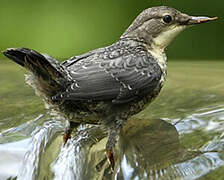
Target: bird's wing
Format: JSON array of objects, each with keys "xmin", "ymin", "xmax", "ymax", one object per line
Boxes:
[{"xmin": 54, "ymin": 45, "xmax": 162, "ymax": 104}]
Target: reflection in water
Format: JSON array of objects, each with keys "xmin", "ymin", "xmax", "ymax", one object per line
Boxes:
[
  {"xmin": 0, "ymin": 107, "xmax": 224, "ymax": 180},
  {"xmin": 117, "ymin": 119, "xmax": 182, "ymax": 180}
]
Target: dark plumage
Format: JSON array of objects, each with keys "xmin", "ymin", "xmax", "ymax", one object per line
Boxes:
[
  {"xmin": 3, "ymin": 6, "xmax": 217, "ymax": 169},
  {"xmin": 57, "ymin": 39, "xmax": 162, "ymax": 103}
]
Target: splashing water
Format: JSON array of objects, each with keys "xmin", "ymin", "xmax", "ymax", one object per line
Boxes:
[
  {"xmin": 51, "ymin": 125, "xmax": 107, "ymax": 180},
  {"xmin": 17, "ymin": 113, "xmax": 67, "ymax": 180}
]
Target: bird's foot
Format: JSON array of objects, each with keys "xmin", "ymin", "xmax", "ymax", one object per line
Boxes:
[
  {"xmin": 63, "ymin": 122, "xmax": 80, "ymax": 145},
  {"xmin": 106, "ymin": 148, "xmax": 115, "ymax": 171},
  {"xmin": 106, "ymin": 126, "xmax": 121, "ymax": 171},
  {"xmin": 63, "ymin": 128, "xmax": 72, "ymax": 145}
]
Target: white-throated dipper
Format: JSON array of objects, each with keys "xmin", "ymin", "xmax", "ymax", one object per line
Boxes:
[{"xmin": 3, "ymin": 6, "xmax": 217, "ymax": 169}]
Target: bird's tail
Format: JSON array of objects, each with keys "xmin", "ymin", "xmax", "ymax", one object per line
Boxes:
[{"xmin": 3, "ymin": 48, "xmax": 68, "ymax": 98}]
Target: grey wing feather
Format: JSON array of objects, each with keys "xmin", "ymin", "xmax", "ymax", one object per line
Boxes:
[
  {"xmin": 54, "ymin": 45, "xmax": 162, "ymax": 104},
  {"xmin": 108, "ymin": 54, "xmax": 162, "ymax": 103},
  {"xmin": 58, "ymin": 60, "xmax": 121, "ymax": 100}
]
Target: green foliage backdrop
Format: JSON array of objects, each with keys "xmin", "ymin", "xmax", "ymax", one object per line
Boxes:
[{"xmin": 0, "ymin": 0, "xmax": 223, "ymax": 60}]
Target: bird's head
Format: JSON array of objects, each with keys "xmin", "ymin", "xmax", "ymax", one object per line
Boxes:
[{"xmin": 121, "ymin": 6, "xmax": 217, "ymax": 50}]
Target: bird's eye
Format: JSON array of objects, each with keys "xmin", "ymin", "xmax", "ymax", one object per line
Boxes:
[{"xmin": 163, "ymin": 15, "xmax": 172, "ymax": 23}]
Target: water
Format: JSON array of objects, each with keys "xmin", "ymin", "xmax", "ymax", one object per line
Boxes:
[{"xmin": 0, "ymin": 60, "xmax": 224, "ymax": 180}]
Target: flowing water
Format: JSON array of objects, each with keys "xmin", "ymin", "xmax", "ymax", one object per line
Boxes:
[{"xmin": 0, "ymin": 60, "xmax": 224, "ymax": 180}]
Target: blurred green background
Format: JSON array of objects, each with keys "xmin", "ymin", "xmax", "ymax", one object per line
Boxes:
[{"xmin": 0, "ymin": 0, "xmax": 223, "ymax": 60}]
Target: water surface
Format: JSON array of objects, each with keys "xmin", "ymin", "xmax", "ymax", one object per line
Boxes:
[{"xmin": 0, "ymin": 60, "xmax": 224, "ymax": 180}]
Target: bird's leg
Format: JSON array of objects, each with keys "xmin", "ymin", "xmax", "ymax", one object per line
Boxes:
[
  {"xmin": 63, "ymin": 127, "xmax": 72, "ymax": 145},
  {"xmin": 106, "ymin": 119, "xmax": 123, "ymax": 170},
  {"xmin": 63, "ymin": 121, "xmax": 80, "ymax": 145}
]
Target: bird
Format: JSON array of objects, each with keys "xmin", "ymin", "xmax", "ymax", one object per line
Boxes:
[{"xmin": 3, "ymin": 6, "xmax": 217, "ymax": 170}]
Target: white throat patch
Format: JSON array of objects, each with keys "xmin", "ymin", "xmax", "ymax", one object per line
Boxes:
[
  {"xmin": 153, "ymin": 25, "xmax": 186, "ymax": 49},
  {"xmin": 147, "ymin": 25, "xmax": 186, "ymax": 71}
]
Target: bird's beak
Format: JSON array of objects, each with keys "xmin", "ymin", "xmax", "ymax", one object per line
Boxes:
[
  {"xmin": 189, "ymin": 16, "xmax": 218, "ymax": 24},
  {"xmin": 184, "ymin": 16, "xmax": 218, "ymax": 25}
]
